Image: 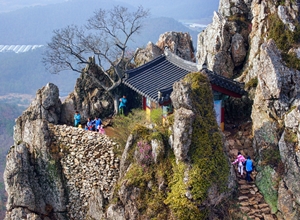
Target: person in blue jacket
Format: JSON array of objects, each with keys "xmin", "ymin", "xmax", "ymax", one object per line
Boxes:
[
  {"xmin": 119, "ymin": 95, "xmax": 127, "ymax": 115},
  {"xmin": 87, "ymin": 117, "xmax": 95, "ymax": 131},
  {"xmin": 95, "ymin": 117, "xmax": 102, "ymax": 131},
  {"xmin": 245, "ymin": 156, "xmax": 254, "ymax": 182},
  {"xmin": 74, "ymin": 111, "xmax": 81, "ymax": 127}
]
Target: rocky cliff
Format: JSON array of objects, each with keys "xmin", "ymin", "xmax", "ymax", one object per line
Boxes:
[
  {"xmin": 4, "ymin": 74, "xmax": 232, "ymax": 219},
  {"xmin": 4, "ymin": 83, "xmax": 120, "ymax": 219},
  {"xmin": 5, "ymin": 0, "xmax": 300, "ymax": 219},
  {"xmin": 197, "ymin": 0, "xmax": 300, "ymax": 219}
]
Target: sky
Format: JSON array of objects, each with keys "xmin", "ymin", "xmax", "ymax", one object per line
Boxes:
[{"xmin": 0, "ymin": 0, "xmax": 220, "ymax": 23}]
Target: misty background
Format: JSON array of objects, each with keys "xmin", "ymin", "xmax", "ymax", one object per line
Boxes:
[{"xmin": 0, "ymin": 0, "xmax": 219, "ymax": 96}]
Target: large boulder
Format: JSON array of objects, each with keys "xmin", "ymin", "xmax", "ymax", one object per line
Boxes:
[
  {"xmin": 134, "ymin": 42, "xmax": 163, "ymax": 66},
  {"xmin": 134, "ymin": 31, "xmax": 196, "ymax": 68},
  {"xmin": 156, "ymin": 31, "xmax": 195, "ymax": 62}
]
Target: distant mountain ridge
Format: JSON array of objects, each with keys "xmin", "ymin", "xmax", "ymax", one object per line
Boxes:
[
  {"xmin": 0, "ymin": 0, "xmax": 201, "ymax": 98},
  {"xmin": 0, "ymin": 0, "xmax": 201, "ymax": 46},
  {"xmin": 0, "ymin": 0, "xmax": 218, "ymax": 21}
]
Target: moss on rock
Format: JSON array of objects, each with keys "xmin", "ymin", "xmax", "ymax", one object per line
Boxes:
[
  {"xmin": 115, "ymin": 72, "xmax": 230, "ymax": 219},
  {"xmin": 166, "ymin": 72, "xmax": 230, "ymax": 218},
  {"xmin": 256, "ymin": 165, "xmax": 278, "ymax": 213}
]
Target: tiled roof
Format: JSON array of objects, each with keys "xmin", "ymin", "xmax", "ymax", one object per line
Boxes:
[
  {"xmin": 201, "ymin": 68, "xmax": 246, "ymax": 97},
  {"xmin": 123, "ymin": 50, "xmax": 246, "ymax": 103}
]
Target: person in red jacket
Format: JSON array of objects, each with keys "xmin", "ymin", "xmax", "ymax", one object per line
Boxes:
[{"xmin": 232, "ymin": 152, "xmax": 246, "ymax": 177}]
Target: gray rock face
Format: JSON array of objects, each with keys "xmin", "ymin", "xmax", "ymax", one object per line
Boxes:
[
  {"xmin": 16, "ymin": 83, "xmax": 61, "ymax": 125},
  {"xmin": 5, "ymin": 120, "xmax": 68, "ymax": 220},
  {"xmin": 134, "ymin": 42, "xmax": 163, "ymax": 66},
  {"xmin": 134, "ymin": 31, "xmax": 195, "ymax": 68},
  {"xmin": 4, "ymin": 82, "xmax": 120, "ymax": 219},
  {"xmin": 231, "ymin": 33, "xmax": 247, "ymax": 66},
  {"xmin": 13, "ymin": 83, "xmax": 61, "ymax": 145},
  {"xmin": 252, "ymin": 40, "xmax": 300, "ymax": 130},
  {"xmin": 170, "ymin": 80, "xmax": 196, "ymax": 163},
  {"xmin": 106, "ymin": 204, "xmax": 125, "ymax": 220},
  {"xmin": 251, "ymin": 33, "xmax": 300, "ymax": 220},
  {"xmin": 197, "ymin": 0, "xmax": 252, "ymax": 77},
  {"xmin": 156, "ymin": 31, "xmax": 195, "ymax": 62},
  {"xmin": 196, "ymin": 12, "xmax": 235, "ymax": 77},
  {"xmin": 277, "ymin": 0, "xmax": 300, "ymax": 32},
  {"xmin": 5, "ymin": 121, "xmax": 121, "ymax": 220},
  {"xmin": 218, "ymin": 0, "xmax": 251, "ymax": 18},
  {"xmin": 197, "ymin": 0, "xmax": 300, "ymax": 218},
  {"xmin": 60, "ymin": 72, "xmax": 114, "ymax": 126}
]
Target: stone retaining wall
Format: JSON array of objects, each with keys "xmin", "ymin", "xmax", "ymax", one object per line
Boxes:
[{"xmin": 49, "ymin": 124, "xmax": 120, "ymax": 219}]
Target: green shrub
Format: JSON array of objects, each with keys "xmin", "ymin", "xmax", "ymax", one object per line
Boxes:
[
  {"xmin": 284, "ymin": 128, "xmax": 298, "ymax": 144},
  {"xmin": 268, "ymin": 14, "xmax": 295, "ymax": 51},
  {"xmin": 112, "ymin": 109, "xmax": 147, "ymax": 147},
  {"xmin": 165, "ymin": 161, "xmax": 204, "ymax": 220},
  {"xmin": 268, "ymin": 13, "xmax": 300, "ymax": 70},
  {"xmin": 282, "ymin": 52, "xmax": 300, "ymax": 70},
  {"xmin": 261, "ymin": 146, "xmax": 282, "ymax": 169},
  {"xmin": 245, "ymin": 77, "xmax": 258, "ymax": 89},
  {"xmin": 123, "ymin": 149, "xmax": 174, "ymax": 219},
  {"xmin": 150, "ymin": 108, "xmax": 163, "ymax": 126}
]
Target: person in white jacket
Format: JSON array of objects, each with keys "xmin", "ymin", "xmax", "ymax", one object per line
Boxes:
[{"xmin": 232, "ymin": 152, "xmax": 246, "ymax": 176}]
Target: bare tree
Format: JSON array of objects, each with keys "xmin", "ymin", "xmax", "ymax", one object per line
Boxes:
[{"xmin": 43, "ymin": 5, "xmax": 149, "ymax": 113}]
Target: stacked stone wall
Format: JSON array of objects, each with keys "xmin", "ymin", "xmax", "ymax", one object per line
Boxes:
[{"xmin": 49, "ymin": 124, "xmax": 120, "ymax": 219}]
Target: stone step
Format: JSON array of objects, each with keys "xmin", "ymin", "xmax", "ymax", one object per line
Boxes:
[
  {"xmin": 263, "ymin": 214, "xmax": 277, "ymax": 220},
  {"xmin": 238, "ymin": 195, "xmax": 249, "ymax": 201}
]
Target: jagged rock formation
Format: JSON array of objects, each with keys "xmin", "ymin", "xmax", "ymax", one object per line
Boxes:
[
  {"xmin": 4, "ymin": 83, "xmax": 120, "ymax": 219},
  {"xmin": 6, "ymin": 0, "xmax": 300, "ymax": 219},
  {"xmin": 105, "ymin": 72, "xmax": 233, "ymax": 219},
  {"xmin": 60, "ymin": 72, "xmax": 114, "ymax": 126},
  {"xmin": 197, "ymin": 0, "xmax": 300, "ymax": 219},
  {"xmin": 134, "ymin": 31, "xmax": 195, "ymax": 66},
  {"xmin": 6, "ymin": 99, "xmax": 67, "ymax": 220},
  {"xmin": 196, "ymin": 9, "xmax": 251, "ymax": 78}
]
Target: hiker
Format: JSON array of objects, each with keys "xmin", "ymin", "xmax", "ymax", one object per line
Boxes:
[
  {"xmin": 119, "ymin": 95, "xmax": 127, "ymax": 115},
  {"xmin": 74, "ymin": 111, "xmax": 81, "ymax": 127},
  {"xmin": 99, "ymin": 124, "xmax": 105, "ymax": 135},
  {"xmin": 232, "ymin": 152, "xmax": 246, "ymax": 177},
  {"xmin": 95, "ymin": 117, "xmax": 102, "ymax": 132},
  {"xmin": 86, "ymin": 117, "xmax": 95, "ymax": 131},
  {"xmin": 245, "ymin": 156, "xmax": 254, "ymax": 182}
]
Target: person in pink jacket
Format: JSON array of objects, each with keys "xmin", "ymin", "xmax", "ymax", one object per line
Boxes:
[{"xmin": 232, "ymin": 152, "xmax": 246, "ymax": 176}]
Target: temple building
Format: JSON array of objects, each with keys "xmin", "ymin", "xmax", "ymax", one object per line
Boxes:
[{"xmin": 123, "ymin": 49, "xmax": 246, "ymax": 130}]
